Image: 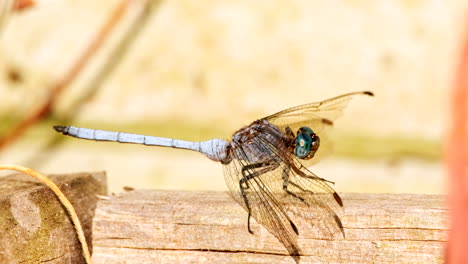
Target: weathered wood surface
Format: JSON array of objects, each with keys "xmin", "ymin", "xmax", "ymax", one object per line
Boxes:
[
  {"xmin": 0, "ymin": 171, "xmax": 107, "ymax": 264},
  {"xmin": 93, "ymin": 190, "xmax": 447, "ymax": 264}
]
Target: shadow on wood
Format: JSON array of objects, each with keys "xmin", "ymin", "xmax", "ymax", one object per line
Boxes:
[
  {"xmin": 93, "ymin": 190, "xmax": 447, "ymax": 264},
  {"xmin": 0, "ymin": 171, "xmax": 106, "ymax": 264}
]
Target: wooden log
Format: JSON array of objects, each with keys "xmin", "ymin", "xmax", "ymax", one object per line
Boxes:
[
  {"xmin": 0, "ymin": 171, "xmax": 107, "ymax": 264},
  {"xmin": 92, "ymin": 190, "xmax": 447, "ymax": 264}
]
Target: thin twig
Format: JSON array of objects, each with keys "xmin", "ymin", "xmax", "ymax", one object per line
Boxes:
[
  {"xmin": 0, "ymin": 165, "xmax": 92, "ymax": 264},
  {"xmin": 26, "ymin": 0, "xmax": 160, "ymax": 168},
  {"xmin": 0, "ymin": 0, "xmax": 133, "ymax": 150}
]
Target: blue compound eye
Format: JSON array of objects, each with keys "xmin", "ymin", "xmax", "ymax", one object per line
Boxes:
[{"xmin": 294, "ymin": 127, "xmax": 319, "ymax": 159}]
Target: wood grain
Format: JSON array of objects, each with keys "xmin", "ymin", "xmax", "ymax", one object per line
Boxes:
[
  {"xmin": 0, "ymin": 171, "xmax": 107, "ymax": 264},
  {"xmin": 93, "ymin": 190, "xmax": 447, "ymax": 264}
]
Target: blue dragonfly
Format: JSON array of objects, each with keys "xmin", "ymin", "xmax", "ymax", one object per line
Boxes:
[{"xmin": 54, "ymin": 91, "xmax": 373, "ymax": 262}]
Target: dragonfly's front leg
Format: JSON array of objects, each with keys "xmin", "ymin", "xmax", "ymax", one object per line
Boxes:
[
  {"xmin": 284, "ymin": 126, "xmax": 295, "ymax": 138},
  {"xmin": 291, "ymin": 165, "xmax": 343, "ymax": 207},
  {"xmin": 284, "ymin": 126, "xmax": 296, "ymax": 148},
  {"xmin": 282, "ymin": 166, "xmax": 309, "ymax": 205},
  {"xmin": 240, "ymin": 162, "xmax": 277, "ymax": 234}
]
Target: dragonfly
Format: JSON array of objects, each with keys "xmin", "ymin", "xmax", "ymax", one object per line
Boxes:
[{"xmin": 54, "ymin": 91, "xmax": 373, "ymax": 262}]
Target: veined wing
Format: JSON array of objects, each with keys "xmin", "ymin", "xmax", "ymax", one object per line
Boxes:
[
  {"xmin": 222, "ymin": 122, "xmax": 343, "ymax": 261},
  {"xmin": 264, "ymin": 91, "xmax": 373, "ymax": 166},
  {"xmin": 223, "ymin": 125, "xmax": 302, "ymax": 259},
  {"xmin": 251, "ymin": 129, "xmax": 344, "ymax": 237},
  {"xmin": 285, "ymin": 158, "xmax": 345, "ymax": 238},
  {"xmin": 224, "ymin": 157, "xmax": 302, "ymax": 260},
  {"xmin": 264, "ymin": 91, "xmax": 373, "ymax": 133}
]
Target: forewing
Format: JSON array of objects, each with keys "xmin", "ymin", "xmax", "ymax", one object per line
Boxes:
[
  {"xmin": 222, "ymin": 121, "xmax": 345, "ymax": 258},
  {"xmin": 264, "ymin": 91, "xmax": 373, "ymax": 134},
  {"xmin": 264, "ymin": 91, "xmax": 373, "ymax": 166},
  {"xmin": 252, "ymin": 132, "xmax": 345, "ymax": 238}
]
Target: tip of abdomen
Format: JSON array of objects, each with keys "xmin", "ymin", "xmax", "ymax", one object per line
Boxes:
[{"xmin": 53, "ymin": 125, "xmax": 68, "ymax": 134}]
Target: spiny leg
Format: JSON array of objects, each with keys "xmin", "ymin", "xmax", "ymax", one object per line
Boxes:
[
  {"xmin": 283, "ymin": 167, "xmax": 344, "ymax": 237},
  {"xmin": 284, "ymin": 126, "xmax": 296, "ymax": 147},
  {"xmin": 289, "ymin": 181, "xmax": 314, "ymax": 195},
  {"xmin": 295, "ymin": 163, "xmax": 335, "ymax": 184},
  {"xmin": 239, "ymin": 180, "xmax": 254, "ymax": 234},
  {"xmin": 242, "ymin": 163, "xmax": 299, "ymax": 236},
  {"xmin": 240, "ymin": 162, "xmax": 277, "ymax": 234},
  {"xmin": 284, "ymin": 126, "xmax": 295, "ymax": 138},
  {"xmin": 282, "ymin": 166, "xmax": 309, "ymax": 205},
  {"xmin": 291, "ymin": 165, "xmax": 343, "ymax": 207},
  {"xmin": 281, "ymin": 127, "xmax": 313, "ymax": 204}
]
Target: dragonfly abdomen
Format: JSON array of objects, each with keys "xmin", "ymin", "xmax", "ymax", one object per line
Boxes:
[
  {"xmin": 54, "ymin": 126, "xmax": 177, "ymax": 146},
  {"xmin": 53, "ymin": 126, "xmax": 231, "ymax": 162}
]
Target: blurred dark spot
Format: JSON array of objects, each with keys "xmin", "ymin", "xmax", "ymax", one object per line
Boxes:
[
  {"xmin": 322, "ymin": 118, "xmax": 333, "ymax": 126},
  {"xmin": 123, "ymin": 186, "xmax": 134, "ymax": 191},
  {"xmin": 6, "ymin": 67, "xmax": 23, "ymax": 84}
]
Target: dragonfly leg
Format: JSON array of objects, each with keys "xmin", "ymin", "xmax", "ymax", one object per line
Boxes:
[
  {"xmin": 284, "ymin": 126, "xmax": 295, "ymax": 139},
  {"xmin": 296, "ymin": 164, "xmax": 335, "ymax": 184},
  {"xmin": 240, "ymin": 162, "xmax": 277, "ymax": 234},
  {"xmin": 289, "ymin": 181, "xmax": 312, "ymax": 194},
  {"xmin": 284, "ymin": 126, "xmax": 296, "ymax": 150},
  {"xmin": 282, "ymin": 166, "xmax": 308, "ymax": 205},
  {"xmin": 291, "ymin": 166, "xmax": 343, "ymax": 207},
  {"xmin": 240, "ymin": 162, "xmax": 273, "ymax": 187},
  {"xmin": 239, "ymin": 180, "xmax": 254, "ymax": 234}
]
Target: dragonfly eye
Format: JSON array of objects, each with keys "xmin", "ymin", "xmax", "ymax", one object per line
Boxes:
[{"xmin": 294, "ymin": 126, "xmax": 320, "ymax": 159}]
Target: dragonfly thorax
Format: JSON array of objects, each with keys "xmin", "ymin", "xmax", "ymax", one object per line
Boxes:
[
  {"xmin": 231, "ymin": 119, "xmax": 282, "ymax": 144},
  {"xmin": 229, "ymin": 119, "xmax": 287, "ymax": 164},
  {"xmin": 294, "ymin": 126, "xmax": 320, "ymax": 160}
]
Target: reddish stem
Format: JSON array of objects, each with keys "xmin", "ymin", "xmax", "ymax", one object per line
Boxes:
[
  {"xmin": 13, "ymin": 0, "xmax": 35, "ymax": 11},
  {"xmin": 446, "ymin": 22, "xmax": 468, "ymax": 264}
]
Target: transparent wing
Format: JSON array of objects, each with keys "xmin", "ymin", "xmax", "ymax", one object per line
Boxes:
[
  {"xmin": 284, "ymin": 159, "xmax": 344, "ymax": 238},
  {"xmin": 222, "ymin": 123, "xmax": 344, "ymax": 259},
  {"xmin": 264, "ymin": 91, "xmax": 373, "ymax": 133},
  {"xmin": 252, "ymin": 130, "xmax": 344, "ymax": 237},
  {"xmin": 223, "ymin": 141, "xmax": 301, "ymax": 258},
  {"xmin": 264, "ymin": 91, "xmax": 373, "ymax": 166}
]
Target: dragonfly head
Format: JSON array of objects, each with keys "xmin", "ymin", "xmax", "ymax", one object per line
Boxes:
[{"xmin": 294, "ymin": 126, "xmax": 320, "ymax": 159}]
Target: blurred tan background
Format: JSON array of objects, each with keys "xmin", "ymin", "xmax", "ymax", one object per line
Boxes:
[{"xmin": 0, "ymin": 0, "xmax": 467, "ymax": 194}]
